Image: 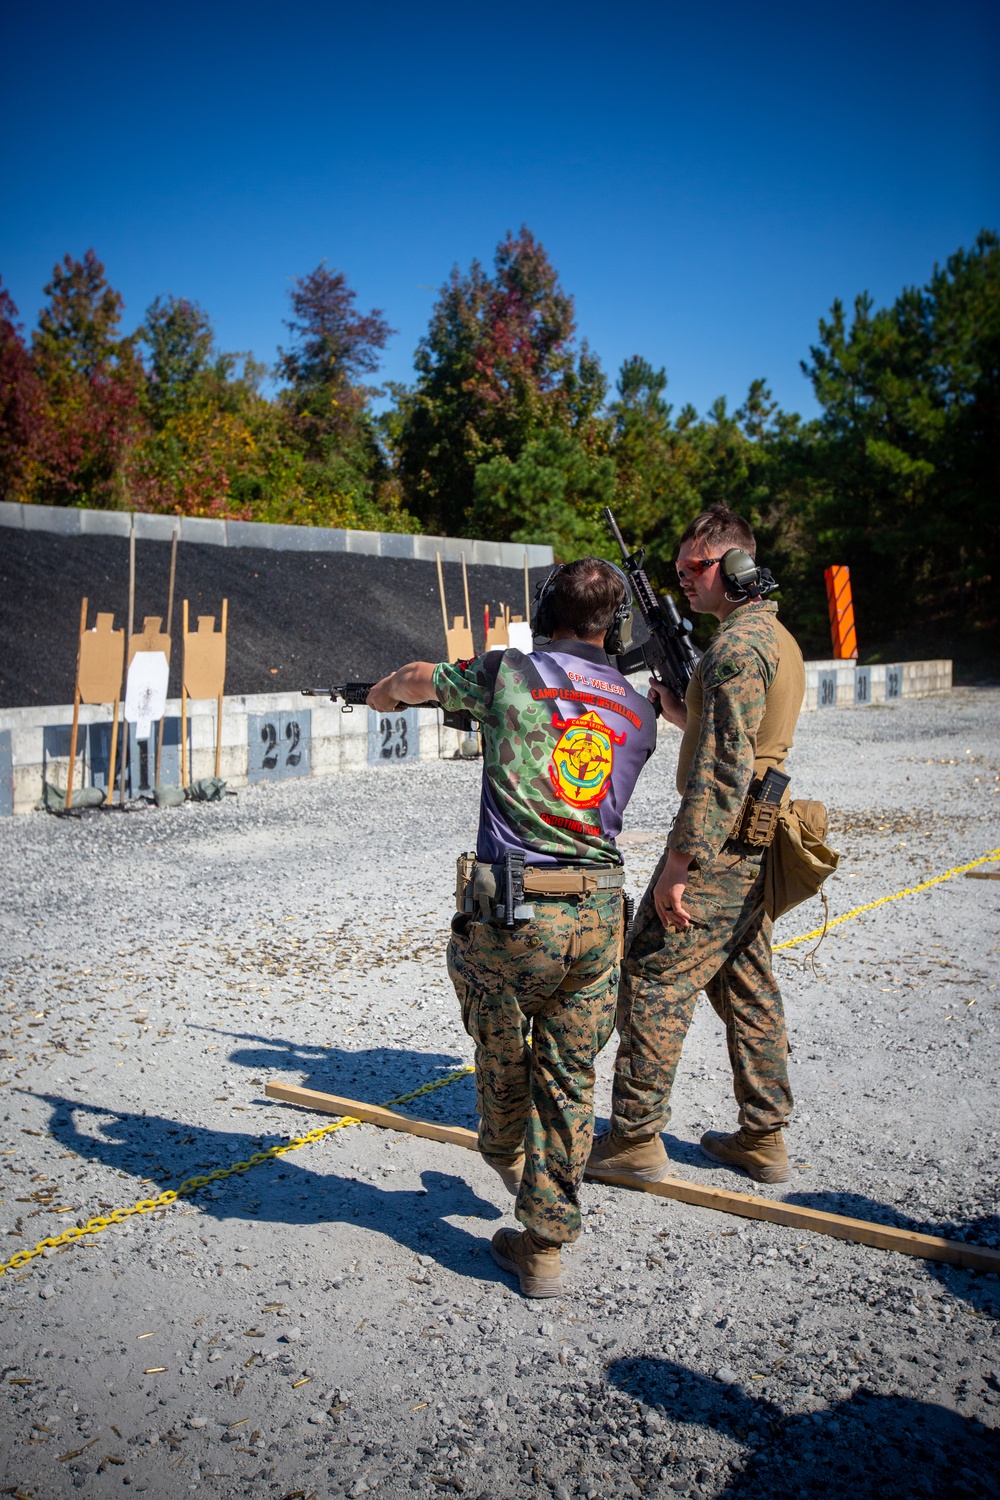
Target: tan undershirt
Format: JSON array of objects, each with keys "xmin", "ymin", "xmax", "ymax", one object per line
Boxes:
[{"xmin": 676, "ymin": 613, "xmax": 805, "ymax": 796}]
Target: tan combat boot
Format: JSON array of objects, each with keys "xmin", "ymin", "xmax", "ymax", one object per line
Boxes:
[
  {"xmin": 490, "ymin": 1228, "xmax": 563, "ymax": 1298},
  {"xmin": 584, "ymin": 1129, "xmax": 670, "ymax": 1185},
  {"xmin": 477, "ymin": 1122, "xmax": 525, "ymax": 1196},
  {"xmin": 699, "ymin": 1127, "xmax": 790, "ymax": 1184}
]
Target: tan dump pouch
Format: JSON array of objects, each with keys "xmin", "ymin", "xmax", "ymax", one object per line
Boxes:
[{"xmin": 764, "ymin": 799, "xmax": 840, "ymax": 920}]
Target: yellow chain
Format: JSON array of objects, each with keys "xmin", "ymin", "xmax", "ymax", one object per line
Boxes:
[
  {"xmin": 0, "ymin": 1065, "xmax": 473, "ymax": 1279},
  {"xmin": 4, "ymin": 846, "xmax": 997, "ymax": 1282},
  {"xmin": 772, "ymin": 846, "xmax": 1000, "ymax": 952}
]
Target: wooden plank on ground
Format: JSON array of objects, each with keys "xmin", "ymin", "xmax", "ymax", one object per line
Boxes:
[
  {"xmin": 264, "ymin": 1082, "xmax": 1000, "ymax": 1275},
  {"xmin": 265, "ymin": 1083, "xmax": 478, "ymax": 1152}
]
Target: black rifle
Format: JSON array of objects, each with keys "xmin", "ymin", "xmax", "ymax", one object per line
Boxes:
[
  {"xmin": 301, "ymin": 686, "xmax": 473, "ymax": 733},
  {"xmin": 602, "ymin": 507, "xmax": 700, "ymax": 708}
]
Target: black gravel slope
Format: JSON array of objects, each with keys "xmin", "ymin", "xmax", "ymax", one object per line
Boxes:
[{"xmin": 0, "ymin": 530, "xmax": 553, "ymax": 708}]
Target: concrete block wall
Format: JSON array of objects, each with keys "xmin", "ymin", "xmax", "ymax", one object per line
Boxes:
[
  {"xmin": 0, "ymin": 694, "xmax": 461, "ymax": 816},
  {"xmin": 0, "ymin": 500, "xmax": 554, "ymax": 570},
  {"xmin": 803, "ymin": 659, "xmax": 952, "ymax": 711}
]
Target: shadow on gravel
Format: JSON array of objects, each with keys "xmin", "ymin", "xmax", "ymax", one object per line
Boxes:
[
  {"xmin": 784, "ymin": 1191, "xmax": 1000, "ymax": 1316},
  {"xmin": 190, "ymin": 1024, "xmax": 479, "ymax": 1118},
  {"xmin": 608, "ymin": 1357, "xmax": 998, "ymax": 1499},
  {"xmin": 35, "ymin": 1095, "xmax": 505, "ymax": 1282}
]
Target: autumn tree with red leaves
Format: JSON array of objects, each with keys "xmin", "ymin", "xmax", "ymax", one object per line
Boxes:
[
  {"xmin": 395, "ymin": 227, "xmax": 606, "ymax": 537},
  {"xmin": 30, "ymin": 250, "xmax": 147, "ymax": 507},
  {"xmin": 0, "ymin": 282, "xmax": 53, "ymax": 503}
]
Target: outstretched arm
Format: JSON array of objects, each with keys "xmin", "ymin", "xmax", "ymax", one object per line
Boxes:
[{"xmin": 366, "ymin": 662, "xmax": 440, "ymax": 712}]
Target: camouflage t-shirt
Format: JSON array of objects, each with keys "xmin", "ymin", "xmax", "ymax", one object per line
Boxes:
[{"xmin": 433, "ymin": 641, "xmax": 657, "ymax": 867}]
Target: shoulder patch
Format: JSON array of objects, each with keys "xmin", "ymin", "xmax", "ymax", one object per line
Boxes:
[{"xmin": 702, "ymin": 655, "xmax": 747, "ymax": 691}]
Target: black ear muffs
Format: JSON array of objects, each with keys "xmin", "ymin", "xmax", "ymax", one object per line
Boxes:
[
  {"xmin": 721, "ymin": 549, "xmax": 779, "ymax": 601},
  {"xmin": 530, "ymin": 562, "xmax": 634, "ymax": 652}
]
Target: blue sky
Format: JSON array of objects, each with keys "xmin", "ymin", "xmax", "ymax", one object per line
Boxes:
[{"xmin": 3, "ymin": 0, "xmax": 996, "ymax": 420}]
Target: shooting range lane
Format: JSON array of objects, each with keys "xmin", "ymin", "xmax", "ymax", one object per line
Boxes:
[
  {"xmin": 0, "ymin": 529, "xmax": 556, "ymax": 710},
  {"xmin": 0, "ymin": 690, "xmax": 997, "ymax": 1499}
]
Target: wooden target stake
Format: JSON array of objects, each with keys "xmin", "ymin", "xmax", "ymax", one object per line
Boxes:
[
  {"xmin": 435, "ymin": 552, "xmax": 450, "ymax": 642},
  {"xmin": 524, "ymin": 550, "xmax": 530, "ymax": 620},
  {"xmin": 118, "ymin": 517, "xmax": 136, "ymax": 809},
  {"xmin": 64, "ymin": 598, "xmax": 89, "ymax": 811},
  {"xmin": 215, "ymin": 598, "xmax": 228, "ymax": 778},
  {"xmin": 154, "ymin": 525, "xmax": 179, "ymax": 787},
  {"xmin": 461, "ymin": 552, "xmax": 472, "ymax": 641},
  {"xmin": 180, "ymin": 598, "xmax": 189, "ymax": 788}
]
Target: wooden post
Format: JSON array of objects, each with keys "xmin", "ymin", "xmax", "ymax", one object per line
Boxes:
[
  {"xmin": 180, "ymin": 599, "xmax": 189, "ymax": 788},
  {"xmin": 461, "ymin": 552, "xmax": 472, "ymax": 639},
  {"xmin": 435, "ymin": 552, "xmax": 449, "ymax": 641},
  {"xmin": 524, "ymin": 551, "xmax": 530, "ymax": 620},
  {"xmin": 64, "ymin": 598, "xmax": 88, "ymax": 811},
  {"xmin": 106, "ymin": 695, "xmax": 120, "ymax": 805},
  {"xmin": 155, "ymin": 524, "xmax": 179, "ymax": 787},
  {"xmin": 118, "ymin": 518, "xmax": 136, "ymax": 808},
  {"xmin": 263, "ymin": 1083, "xmax": 1000, "ymax": 1275},
  {"xmin": 215, "ymin": 597, "xmax": 228, "ymax": 779}
]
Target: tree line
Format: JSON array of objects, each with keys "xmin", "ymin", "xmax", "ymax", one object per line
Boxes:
[{"xmin": 1, "ymin": 228, "xmax": 997, "ymax": 657}]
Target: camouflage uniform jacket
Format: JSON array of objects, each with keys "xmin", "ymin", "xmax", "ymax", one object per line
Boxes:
[
  {"xmin": 434, "ymin": 642, "xmax": 657, "ymax": 868},
  {"xmin": 669, "ymin": 600, "xmax": 789, "ymax": 868}
]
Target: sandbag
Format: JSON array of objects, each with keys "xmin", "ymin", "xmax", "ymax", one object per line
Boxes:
[
  {"xmin": 153, "ymin": 784, "xmax": 187, "ymax": 808},
  {"xmin": 764, "ymin": 798, "xmax": 840, "ymax": 920},
  {"xmin": 186, "ymin": 776, "xmax": 228, "ymax": 802},
  {"xmin": 37, "ymin": 782, "xmax": 106, "ymax": 812}
]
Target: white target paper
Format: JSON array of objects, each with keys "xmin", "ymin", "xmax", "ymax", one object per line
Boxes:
[
  {"xmin": 507, "ymin": 621, "xmax": 534, "ymax": 653},
  {"xmin": 124, "ymin": 652, "xmax": 169, "ymax": 740}
]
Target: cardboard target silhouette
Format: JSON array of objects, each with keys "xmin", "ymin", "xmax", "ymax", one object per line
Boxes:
[
  {"xmin": 181, "ymin": 599, "xmax": 228, "ymax": 784},
  {"xmin": 435, "ymin": 552, "xmax": 474, "ymax": 661},
  {"xmin": 66, "ymin": 600, "xmax": 125, "ymax": 810}
]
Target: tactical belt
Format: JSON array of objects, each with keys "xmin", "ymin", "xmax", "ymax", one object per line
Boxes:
[{"xmin": 455, "ymin": 851, "xmax": 624, "ymax": 918}]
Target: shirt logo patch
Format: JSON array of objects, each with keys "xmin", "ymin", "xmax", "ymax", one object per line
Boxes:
[{"xmin": 548, "ymin": 710, "xmax": 625, "ymax": 811}]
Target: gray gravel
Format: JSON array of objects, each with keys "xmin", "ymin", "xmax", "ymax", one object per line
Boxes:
[{"xmin": 1, "ymin": 688, "xmax": 998, "ymax": 1500}]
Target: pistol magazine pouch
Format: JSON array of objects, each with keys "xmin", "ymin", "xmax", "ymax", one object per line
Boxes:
[{"xmin": 733, "ymin": 793, "xmax": 782, "ymax": 848}]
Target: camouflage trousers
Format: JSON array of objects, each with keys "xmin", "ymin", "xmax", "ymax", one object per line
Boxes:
[
  {"xmin": 610, "ymin": 844, "xmax": 792, "ymax": 1139},
  {"xmin": 447, "ymin": 889, "xmax": 622, "ymax": 1246}
]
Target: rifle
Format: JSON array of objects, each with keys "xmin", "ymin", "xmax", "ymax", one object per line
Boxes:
[
  {"xmin": 602, "ymin": 506, "xmax": 700, "ymax": 708},
  {"xmin": 301, "ymin": 686, "xmax": 474, "ymax": 733}
]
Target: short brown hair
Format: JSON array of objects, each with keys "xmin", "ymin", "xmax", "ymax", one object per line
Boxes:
[
  {"xmin": 549, "ymin": 557, "xmax": 627, "ymax": 638},
  {"xmin": 679, "ymin": 505, "xmax": 756, "ymax": 558}
]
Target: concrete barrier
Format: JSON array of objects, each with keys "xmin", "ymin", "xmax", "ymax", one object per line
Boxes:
[
  {"xmin": 0, "ymin": 500, "xmax": 553, "ymax": 570},
  {"xmin": 804, "ymin": 658, "xmax": 952, "ymax": 710},
  {"xmin": 0, "ymin": 692, "xmax": 465, "ymax": 816},
  {"xmin": 0, "ymin": 657, "xmax": 953, "ymax": 815}
]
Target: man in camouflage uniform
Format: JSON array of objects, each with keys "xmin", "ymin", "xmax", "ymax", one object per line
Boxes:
[
  {"xmin": 367, "ymin": 561, "xmax": 656, "ymax": 1296},
  {"xmin": 587, "ymin": 505, "xmax": 805, "ymax": 1187}
]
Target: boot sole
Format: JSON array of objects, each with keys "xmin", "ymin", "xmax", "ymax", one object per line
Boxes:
[
  {"xmin": 490, "ymin": 1241, "xmax": 564, "ymax": 1298},
  {"xmin": 699, "ymin": 1141, "xmax": 790, "ymax": 1183},
  {"xmin": 584, "ymin": 1161, "xmax": 671, "ymax": 1185}
]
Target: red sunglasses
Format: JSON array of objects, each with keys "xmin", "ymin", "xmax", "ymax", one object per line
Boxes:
[{"xmin": 675, "ymin": 556, "xmax": 724, "ymax": 581}]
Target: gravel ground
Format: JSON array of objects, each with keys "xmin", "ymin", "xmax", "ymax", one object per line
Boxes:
[
  {"xmin": 0, "ymin": 531, "xmax": 552, "ymax": 708},
  {"xmin": 1, "ymin": 688, "xmax": 998, "ymax": 1500}
]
